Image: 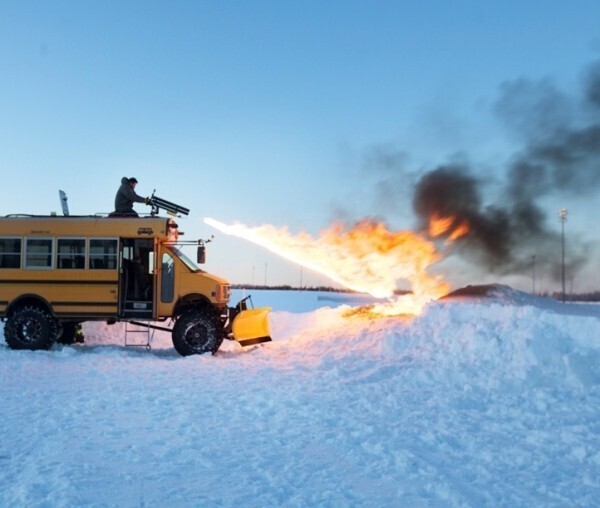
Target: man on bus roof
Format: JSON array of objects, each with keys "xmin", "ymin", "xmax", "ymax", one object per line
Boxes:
[{"xmin": 113, "ymin": 177, "xmax": 150, "ymax": 216}]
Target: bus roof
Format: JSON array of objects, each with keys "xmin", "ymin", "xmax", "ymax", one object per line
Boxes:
[{"xmin": 0, "ymin": 215, "xmax": 175, "ymax": 239}]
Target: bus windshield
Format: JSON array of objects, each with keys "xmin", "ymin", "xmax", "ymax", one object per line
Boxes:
[{"xmin": 167, "ymin": 246, "xmax": 202, "ymax": 272}]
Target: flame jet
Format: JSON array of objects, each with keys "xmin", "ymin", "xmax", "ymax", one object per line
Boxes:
[{"xmin": 204, "ymin": 217, "xmax": 451, "ymax": 315}]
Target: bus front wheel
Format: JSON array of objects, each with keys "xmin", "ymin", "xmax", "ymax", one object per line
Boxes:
[
  {"xmin": 4, "ymin": 305, "xmax": 59, "ymax": 350},
  {"xmin": 172, "ymin": 309, "xmax": 221, "ymax": 356}
]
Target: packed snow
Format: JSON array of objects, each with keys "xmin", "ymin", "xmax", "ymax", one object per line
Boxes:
[{"xmin": 1, "ymin": 285, "xmax": 599, "ymax": 507}]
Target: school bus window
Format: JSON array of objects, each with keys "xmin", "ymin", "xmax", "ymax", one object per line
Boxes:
[
  {"xmin": 0, "ymin": 238, "xmax": 21, "ymax": 268},
  {"xmin": 89, "ymin": 239, "xmax": 118, "ymax": 269},
  {"xmin": 57, "ymin": 238, "xmax": 85, "ymax": 269},
  {"xmin": 25, "ymin": 238, "xmax": 53, "ymax": 269}
]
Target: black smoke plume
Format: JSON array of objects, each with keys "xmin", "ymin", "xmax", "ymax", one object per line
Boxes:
[{"xmin": 411, "ymin": 60, "xmax": 600, "ymax": 281}]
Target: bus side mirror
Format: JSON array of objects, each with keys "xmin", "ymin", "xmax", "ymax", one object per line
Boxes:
[{"xmin": 197, "ymin": 245, "xmax": 206, "ymax": 264}]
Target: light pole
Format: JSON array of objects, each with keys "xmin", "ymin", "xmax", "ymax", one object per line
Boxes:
[
  {"xmin": 559, "ymin": 208, "xmax": 567, "ymax": 302},
  {"xmin": 531, "ymin": 254, "xmax": 536, "ymax": 294}
]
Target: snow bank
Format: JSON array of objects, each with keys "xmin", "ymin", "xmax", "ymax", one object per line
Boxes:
[{"xmin": 1, "ymin": 287, "xmax": 599, "ymax": 506}]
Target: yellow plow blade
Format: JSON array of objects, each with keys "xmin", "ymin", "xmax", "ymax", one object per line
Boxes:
[{"xmin": 232, "ymin": 307, "xmax": 272, "ymax": 347}]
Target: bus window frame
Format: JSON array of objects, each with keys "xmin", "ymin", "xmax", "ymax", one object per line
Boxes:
[
  {"xmin": 56, "ymin": 237, "xmax": 86, "ymax": 270},
  {"xmin": 24, "ymin": 237, "xmax": 54, "ymax": 270},
  {"xmin": 89, "ymin": 238, "xmax": 119, "ymax": 270},
  {"xmin": 0, "ymin": 237, "xmax": 22, "ymax": 269}
]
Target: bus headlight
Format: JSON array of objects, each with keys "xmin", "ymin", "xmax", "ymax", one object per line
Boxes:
[{"xmin": 217, "ymin": 284, "xmax": 231, "ymax": 303}]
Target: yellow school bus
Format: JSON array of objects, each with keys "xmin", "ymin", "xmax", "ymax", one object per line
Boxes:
[{"xmin": 0, "ymin": 214, "xmax": 270, "ymax": 355}]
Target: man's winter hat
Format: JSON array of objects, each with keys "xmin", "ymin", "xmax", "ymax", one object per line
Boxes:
[{"xmin": 129, "ymin": 177, "xmax": 138, "ymax": 184}]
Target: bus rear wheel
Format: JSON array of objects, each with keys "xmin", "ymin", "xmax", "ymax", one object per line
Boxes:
[
  {"xmin": 172, "ymin": 309, "xmax": 221, "ymax": 356},
  {"xmin": 4, "ymin": 305, "xmax": 59, "ymax": 350}
]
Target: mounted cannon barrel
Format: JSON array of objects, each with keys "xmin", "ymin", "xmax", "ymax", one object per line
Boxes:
[{"xmin": 148, "ymin": 192, "xmax": 190, "ymax": 216}]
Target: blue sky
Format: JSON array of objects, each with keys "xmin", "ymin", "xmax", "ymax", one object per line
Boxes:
[{"xmin": 2, "ymin": 1, "xmax": 600, "ymax": 292}]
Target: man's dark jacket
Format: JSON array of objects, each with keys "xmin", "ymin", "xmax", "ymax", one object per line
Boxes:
[{"xmin": 114, "ymin": 177, "xmax": 146, "ymax": 213}]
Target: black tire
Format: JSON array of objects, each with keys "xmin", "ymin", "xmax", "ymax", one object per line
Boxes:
[
  {"xmin": 4, "ymin": 305, "xmax": 59, "ymax": 351},
  {"xmin": 172, "ymin": 309, "xmax": 221, "ymax": 356},
  {"xmin": 57, "ymin": 322, "xmax": 85, "ymax": 345}
]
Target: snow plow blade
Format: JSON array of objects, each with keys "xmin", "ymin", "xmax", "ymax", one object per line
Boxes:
[{"xmin": 232, "ymin": 307, "xmax": 272, "ymax": 346}]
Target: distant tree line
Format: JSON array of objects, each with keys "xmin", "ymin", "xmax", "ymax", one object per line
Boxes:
[
  {"xmin": 544, "ymin": 291, "xmax": 600, "ymax": 302},
  {"xmin": 534, "ymin": 290, "xmax": 600, "ymax": 302},
  {"xmin": 233, "ymin": 284, "xmax": 600, "ymax": 302},
  {"xmin": 231, "ymin": 284, "xmax": 412, "ymax": 295},
  {"xmin": 231, "ymin": 284, "xmax": 354, "ymax": 293}
]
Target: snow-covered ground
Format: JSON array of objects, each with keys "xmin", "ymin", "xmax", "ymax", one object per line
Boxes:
[{"xmin": 1, "ymin": 286, "xmax": 599, "ymax": 507}]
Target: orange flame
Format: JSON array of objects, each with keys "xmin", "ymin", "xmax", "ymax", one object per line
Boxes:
[
  {"xmin": 429, "ymin": 213, "xmax": 470, "ymax": 242},
  {"xmin": 204, "ymin": 217, "xmax": 451, "ymax": 315},
  {"xmin": 428, "ymin": 213, "xmax": 454, "ymax": 236},
  {"xmin": 448, "ymin": 220, "xmax": 470, "ymax": 241}
]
